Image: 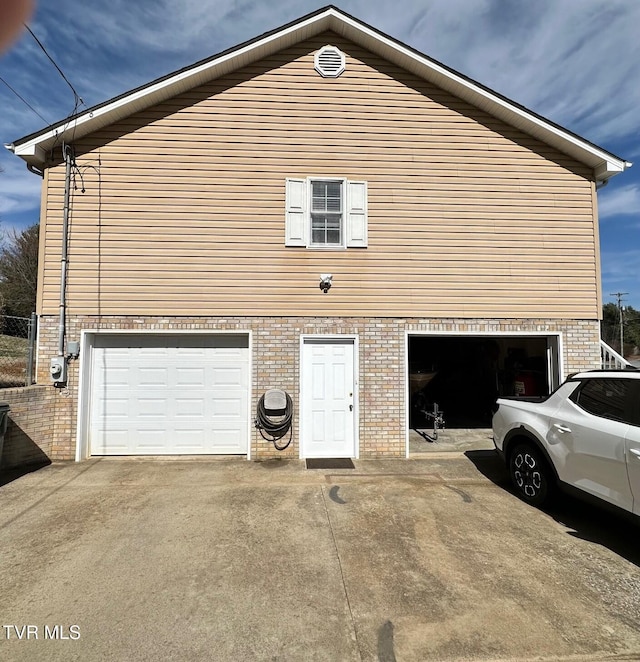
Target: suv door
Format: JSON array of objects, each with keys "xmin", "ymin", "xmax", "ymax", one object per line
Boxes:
[
  {"xmin": 548, "ymin": 378, "xmax": 634, "ymax": 512},
  {"xmin": 625, "ymin": 380, "xmax": 640, "ymax": 515}
]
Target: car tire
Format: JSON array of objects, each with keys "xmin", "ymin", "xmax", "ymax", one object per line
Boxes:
[{"xmin": 509, "ymin": 442, "xmax": 554, "ymax": 506}]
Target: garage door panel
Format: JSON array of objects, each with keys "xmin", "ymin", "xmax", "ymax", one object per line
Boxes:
[
  {"xmin": 212, "ymin": 366, "xmax": 246, "ymax": 387},
  {"xmin": 206, "ymin": 427, "xmax": 246, "ymax": 453},
  {"xmin": 175, "ymin": 347, "xmax": 208, "ymax": 358},
  {"xmin": 175, "ymin": 398, "xmax": 205, "ymax": 418},
  {"xmin": 176, "ymin": 367, "xmax": 205, "ymax": 386},
  {"xmin": 137, "ymin": 367, "xmax": 169, "ymax": 388},
  {"xmin": 135, "ymin": 429, "xmax": 166, "ymax": 452},
  {"xmin": 99, "ymin": 398, "xmax": 129, "ymax": 418},
  {"xmin": 212, "ymin": 348, "xmax": 249, "ymax": 358},
  {"xmin": 138, "ymin": 347, "xmax": 171, "ymax": 357},
  {"xmin": 173, "ymin": 430, "xmax": 206, "ymax": 451},
  {"xmin": 211, "ymin": 395, "xmax": 245, "ymax": 419},
  {"xmin": 92, "ymin": 429, "xmax": 128, "ymax": 454},
  {"xmin": 89, "ymin": 334, "xmax": 249, "ymax": 455},
  {"xmin": 98, "ymin": 367, "xmax": 129, "ymax": 386},
  {"xmin": 138, "ymin": 398, "xmax": 168, "ymax": 418}
]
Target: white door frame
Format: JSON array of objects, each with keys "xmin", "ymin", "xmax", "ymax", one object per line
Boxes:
[
  {"xmin": 299, "ymin": 334, "xmax": 359, "ymax": 459},
  {"xmin": 404, "ymin": 330, "xmax": 564, "ymax": 458},
  {"xmin": 76, "ymin": 329, "xmax": 253, "ymax": 461}
]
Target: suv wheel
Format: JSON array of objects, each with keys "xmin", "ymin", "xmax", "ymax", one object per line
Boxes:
[{"xmin": 509, "ymin": 443, "xmax": 554, "ymax": 506}]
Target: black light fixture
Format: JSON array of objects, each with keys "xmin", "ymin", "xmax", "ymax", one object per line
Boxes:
[{"xmin": 319, "ymin": 274, "xmax": 333, "ymax": 293}]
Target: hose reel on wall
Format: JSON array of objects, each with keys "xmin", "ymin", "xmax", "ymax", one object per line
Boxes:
[{"xmin": 255, "ymin": 389, "xmax": 293, "ymax": 451}]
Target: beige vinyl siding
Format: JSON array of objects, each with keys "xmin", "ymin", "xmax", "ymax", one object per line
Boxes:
[{"xmin": 39, "ymin": 32, "xmax": 598, "ymax": 318}]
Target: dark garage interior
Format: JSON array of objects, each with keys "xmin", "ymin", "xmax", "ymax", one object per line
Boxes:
[{"xmin": 409, "ymin": 335, "xmax": 552, "ymax": 429}]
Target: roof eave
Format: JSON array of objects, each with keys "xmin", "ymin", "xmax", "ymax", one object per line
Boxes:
[
  {"xmin": 329, "ymin": 10, "xmax": 630, "ymax": 180},
  {"xmin": 10, "ymin": 6, "xmax": 630, "ymax": 180},
  {"xmin": 594, "ymin": 159, "xmax": 633, "ymax": 181},
  {"xmin": 11, "ymin": 8, "xmax": 339, "ymax": 166}
]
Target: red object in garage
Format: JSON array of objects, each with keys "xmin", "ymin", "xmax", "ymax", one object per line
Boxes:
[{"xmin": 514, "ymin": 371, "xmax": 540, "ymax": 396}]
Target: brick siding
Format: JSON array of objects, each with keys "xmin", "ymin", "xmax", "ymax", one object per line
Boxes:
[
  {"xmin": 0, "ymin": 385, "xmax": 64, "ymax": 469},
  {"xmin": 27, "ymin": 315, "xmax": 601, "ymax": 463}
]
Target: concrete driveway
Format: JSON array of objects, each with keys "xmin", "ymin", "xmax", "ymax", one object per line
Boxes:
[{"xmin": 1, "ymin": 453, "xmax": 639, "ymax": 662}]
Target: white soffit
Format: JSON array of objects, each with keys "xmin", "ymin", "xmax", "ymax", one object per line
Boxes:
[{"xmin": 8, "ymin": 7, "xmax": 630, "ymax": 179}]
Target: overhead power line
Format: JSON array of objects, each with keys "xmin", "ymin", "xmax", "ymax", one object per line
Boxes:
[
  {"xmin": 0, "ymin": 75, "xmax": 50, "ymax": 124},
  {"xmin": 23, "ymin": 23, "xmax": 84, "ymax": 110}
]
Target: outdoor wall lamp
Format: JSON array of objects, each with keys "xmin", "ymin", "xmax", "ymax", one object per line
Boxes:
[{"xmin": 319, "ymin": 274, "xmax": 333, "ymax": 293}]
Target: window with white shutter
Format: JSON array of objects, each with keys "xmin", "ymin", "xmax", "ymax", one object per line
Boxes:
[
  {"xmin": 346, "ymin": 180, "xmax": 367, "ymax": 248},
  {"xmin": 285, "ymin": 178, "xmax": 307, "ymax": 246},
  {"xmin": 285, "ymin": 177, "xmax": 368, "ymax": 249}
]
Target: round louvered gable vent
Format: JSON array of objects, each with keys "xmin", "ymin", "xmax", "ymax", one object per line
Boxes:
[{"xmin": 314, "ymin": 45, "xmax": 345, "ymax": 78}]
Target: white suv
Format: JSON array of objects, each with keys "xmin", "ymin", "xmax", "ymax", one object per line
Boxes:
[{"xmin": 492, "ymin": 370, "xmax": 640, "ymax": 516}]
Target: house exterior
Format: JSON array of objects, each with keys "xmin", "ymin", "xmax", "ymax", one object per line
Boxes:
[{"xmin": 7, "ymin": 6, "xmax": 631, "ymax": 462}]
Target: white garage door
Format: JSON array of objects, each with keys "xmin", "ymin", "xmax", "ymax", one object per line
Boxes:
[{"xmin": 89, "ymin": 334, "xmax": 249, "ymax": 455}]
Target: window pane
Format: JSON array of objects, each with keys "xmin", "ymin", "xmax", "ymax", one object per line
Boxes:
[
  {"xmin": 310, "ymin": 180, "xmax": 343, "ymax": 245},
  {"xmin": 312, "ymin": 180, "xmax": 342, "ymax": 213},
  {"xmin": 311, "ymin": 213, "xmax": 342, "ymax": 245},
  {"xmin": 326, "ymin": 228, "xmax": 341, "ymax": 244},
  {"xmin": 575, "ymin": 379, "xmax": 629, "ymax": 423},
  {"xmin": 632, "ymin": 383, "xmax": 640, "ymax": 427}
]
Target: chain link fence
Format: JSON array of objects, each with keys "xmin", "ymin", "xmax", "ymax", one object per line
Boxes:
[{"xmin": 0, "ymin": 314, "xmax": 37, "ymax": 388}]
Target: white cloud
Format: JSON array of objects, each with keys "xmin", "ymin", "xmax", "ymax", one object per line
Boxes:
[
  {"xmin": 0, "ymin": 155, "xmax": 42, "ymax": 216},
  {"xmin": 598, "ymin": 184, "xmax": 640, "ymax": 219},
  {"xmin": 601, "ymin": 249, "xmax": 640, "ymax": 308},
  {"xmin": 395, "ymin": 0, "xmax": 640, "ymax": 146}
]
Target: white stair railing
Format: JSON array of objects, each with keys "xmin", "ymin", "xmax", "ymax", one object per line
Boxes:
[{"xmin": 600, "ymin": 339, "xmax": 630, "ymax": 369}]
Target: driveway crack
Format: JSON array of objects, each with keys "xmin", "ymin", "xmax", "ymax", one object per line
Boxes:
[{"xmin": 320, "ymin": 484, "xmax": 363, "ymax": 661}]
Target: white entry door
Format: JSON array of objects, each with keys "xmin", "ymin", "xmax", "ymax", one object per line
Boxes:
[{"xmin": 301, "ymin": 338, "xmax": 356, "ymax": 458}]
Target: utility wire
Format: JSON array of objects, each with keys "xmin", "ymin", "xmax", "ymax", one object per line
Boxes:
[
  {"xmin": 22, "ymin": 23, "xmax": 87, "ymax": 157},
  {"xmin": 23, "ymin": 23, "xmax": 84, "ymax": 109},
  {"xmin": 0, "ymin": 75, "xmax": 50, "ymax": 124}
]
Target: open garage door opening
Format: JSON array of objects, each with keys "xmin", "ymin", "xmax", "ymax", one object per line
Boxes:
[{"xmin": 408, "ymin": 334, "xmax": 560, "ymax": 430}]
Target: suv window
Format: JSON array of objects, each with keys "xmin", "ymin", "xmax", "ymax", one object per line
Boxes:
[
  {"xmin": 570, "ymin": 378, "xmax": 633, "ymax": 424},
  {"xmin": 631, "ymin": 381, "xmax": 640, "ymax": 427}
]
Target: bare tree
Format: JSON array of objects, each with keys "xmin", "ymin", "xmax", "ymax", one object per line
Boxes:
[{"xmin": 0, "ymin": 223, "xmax": 39, "ymax": 318}]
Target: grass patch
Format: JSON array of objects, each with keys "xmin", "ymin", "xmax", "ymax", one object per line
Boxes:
[{"xmin": 0, "ymin": 335, "xmax": 29, "ymax": 387}]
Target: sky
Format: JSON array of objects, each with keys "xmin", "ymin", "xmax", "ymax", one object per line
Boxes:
[{"xmin": 0, "ymin": 0, "xmax": 638, "ymax": 309}]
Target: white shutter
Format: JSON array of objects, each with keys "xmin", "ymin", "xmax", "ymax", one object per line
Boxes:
[
  {"xmin": 346, "ymin": 180, "xmax": 368, "ymax": 248},
  {"xmin": 285, "ymin": 178, "xmax": 307, "ymax": 246}
]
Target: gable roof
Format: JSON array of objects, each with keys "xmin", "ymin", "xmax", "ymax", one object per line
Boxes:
[{"xmin": 7, "ymin": 5, "xmax": 631, "ymax": 180}]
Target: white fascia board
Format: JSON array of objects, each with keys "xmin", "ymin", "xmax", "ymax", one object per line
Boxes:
[
  {"xmin": 7, "ymin": 142, "xmax": 47, "ymax": 164},
  {"xmin": 595, "ymin": 159, "xmax": 633, "ymax": 180}
]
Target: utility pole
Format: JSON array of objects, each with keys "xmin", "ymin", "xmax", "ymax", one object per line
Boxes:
[{"xmin": 610, "ymin": 292, "xmax": 628, "ymax": 356}]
